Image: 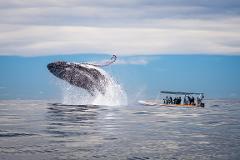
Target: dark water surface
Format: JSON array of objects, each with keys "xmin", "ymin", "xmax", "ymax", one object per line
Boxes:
[{"xmin": 0, "ymin": 100, "xmax": 240, "ymax": 160}]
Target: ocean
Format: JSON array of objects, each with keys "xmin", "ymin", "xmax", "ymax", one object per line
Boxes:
[{"xmin": 0, "ymin": 100, "xmax": 240, "ymax": 160}]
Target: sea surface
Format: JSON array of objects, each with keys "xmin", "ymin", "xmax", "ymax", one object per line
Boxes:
[{"xmin": 0, "ymin": 100, "xmax": 240, "ymax": 160}]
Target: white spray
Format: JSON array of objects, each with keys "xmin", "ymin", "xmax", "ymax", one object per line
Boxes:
[{"xmin": 57, "ymin": 64, "xmax": 128, "ymax": 106}]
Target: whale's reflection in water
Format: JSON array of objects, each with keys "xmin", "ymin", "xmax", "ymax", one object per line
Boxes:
[
  {"xmin": 45, "ymin": 103, "xmax": 110, "ymax": 159},
  {"xmin": 46, "ymin": 103, "xmax": 100, "ymax": 137}
]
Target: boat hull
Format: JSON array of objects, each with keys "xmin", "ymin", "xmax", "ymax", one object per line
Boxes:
[{"xmin": 138, "ymin": 100, "xmax": 204, "ymax": 107}]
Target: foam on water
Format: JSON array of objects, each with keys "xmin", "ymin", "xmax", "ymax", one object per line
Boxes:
[{"xmin": 57, "ymin": 64, "xmax": 127, "ymax": 106}]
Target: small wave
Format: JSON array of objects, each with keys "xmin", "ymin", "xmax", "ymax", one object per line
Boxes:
[
  {"xmin": 0, "ymin": 132, "xmax": 36, "ymax": 137},
  {"xmin": 210, "ymin": 105, "xmax": 219, "ymax": 107},
  {"xmin": 133, "ymin": 111, "xmax": 151, "ymax": 115},
  {"xmin": 44, "ymin": 130, "xmax": 94, "ymax": 137},
  {"xmin": 49, "ymin": 103, "xmax": 99, "ymax": 108},
  {"xmin": 127, "ymin": 156, "xmax": 150, "ymax": 160}
]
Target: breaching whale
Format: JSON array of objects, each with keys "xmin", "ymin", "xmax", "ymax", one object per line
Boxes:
[{"xmin": 47, "ymin": 55, "xmax": 116, "ymax": 96}]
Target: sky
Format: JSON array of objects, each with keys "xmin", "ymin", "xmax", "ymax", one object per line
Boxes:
[
  {"xmin": 0, "ymin": 55, "xmax": 240, "ymax": 101},
  {"xmin": 0, "ymin": 0, "xmax": 240, "ymax": 56},
  {"xmin": 0, "ymin": 1, "xmax": 240, "ymax": 101}
]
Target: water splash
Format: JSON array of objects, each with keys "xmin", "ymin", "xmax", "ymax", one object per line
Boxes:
[{"xmin": 56, "ymin": 64, "xmax": 127, "ymax": 106}]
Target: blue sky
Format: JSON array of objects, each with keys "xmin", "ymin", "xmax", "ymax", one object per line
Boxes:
[{"xmin": 0, "ymin": 55, "xmax": 240, "ymax": 101}]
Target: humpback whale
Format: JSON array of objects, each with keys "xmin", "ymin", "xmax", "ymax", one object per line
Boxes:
[{"xmin": 47, "ymin": 55, "xmax": 116, "ymax": 96}]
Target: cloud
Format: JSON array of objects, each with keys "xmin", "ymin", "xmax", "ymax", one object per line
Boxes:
[
  {"xmin": 0, "ymin": 0, "xmax": 240, "ymax": 56},
  {"xmin": 115, "ymin": 58, "xmax": 149, "ymax": 65}
]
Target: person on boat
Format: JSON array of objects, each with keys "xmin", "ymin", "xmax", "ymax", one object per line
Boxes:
[
  {"xmin": 187, "ymin": 96, "xmax": 191, "ymax": 105},
  {"xmin": 179, "ymin": 97, "xmax": 182, "ymax": 104},
  {"xmin": 165, "ymin": 96, "xmax": 169, "ymax": 104},
  {"xmin": 197, "ymin": 96, "xmax": 201, "ymax": 106},
  {"xmin": 191, "ymin": 96, "xmax": 195, "ymax": 105},
  {"xmin": 184, "ymin": 95, "xmax": 187, "ymax": 105},
  {"xmin": 169, "ymin": 97, "xmax": 173, "ymax": 104},
  {"xmin": 173, "ymin": 97, "xmax": 176, "ymax": 104},
  {"xmin": 197, "ymin": 94, "xmax": 204, "ymax": 106},
  {"xmin": 175, "ymin": 97, "xmax": 178, "ymax": 104}
]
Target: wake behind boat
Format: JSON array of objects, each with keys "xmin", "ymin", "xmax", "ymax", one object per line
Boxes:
[{"xmin": 138, "ymin": 91, "xmax": 205, "ymax": 107}]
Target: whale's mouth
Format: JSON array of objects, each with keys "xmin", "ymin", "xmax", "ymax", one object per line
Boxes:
[
  {"xmin": 47, "ymin": 62, "xmax": 54, "ymax": 73},
  {"xmin": 47, "ymin": 61, "xmax": 66, "ymax": 73},
  {"xmin": 47, "ymin": 62, "xmax": 55, "ymax": 71}
]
